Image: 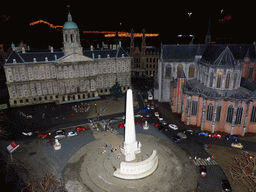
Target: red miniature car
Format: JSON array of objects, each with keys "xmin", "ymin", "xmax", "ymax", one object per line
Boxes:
[
  {"xmin": 153, "ymin": 122, "xmax": 160, "ymax": 127},
  {"xmin": 135, "ymin": 121, "xmax": 139, "ymax": 125},
  {"xmin": 209, "ymin": 133, "xmax": 222, "ymax": 139},
  {"xmin": 38, "ymin": 132, "xmax": 48, "ymax": 138},
  {"xmin": 118, "ymin": 123, "xmax": 125, "ymax": 128},
  {"xmin": 76, "ymin": 126, "xmax": 86, "ymax": 131}
]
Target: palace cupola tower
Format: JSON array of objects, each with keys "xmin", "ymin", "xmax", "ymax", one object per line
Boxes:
[{"xmin": 63, "ymin": 12, "xmax": 83, "ymax": 55}]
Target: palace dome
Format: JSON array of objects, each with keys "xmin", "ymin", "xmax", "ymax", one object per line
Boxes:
[{"xmin": 63, "ymin": 12, "xmax": 78, "ymax": 29}]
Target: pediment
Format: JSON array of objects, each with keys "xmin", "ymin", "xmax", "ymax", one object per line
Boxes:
[{"xmin": 57, "ymin": 53, "xmax": 93, "ymax": 63}]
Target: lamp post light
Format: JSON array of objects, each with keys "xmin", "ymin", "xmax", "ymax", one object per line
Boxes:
[
  {"xmin": 95, "ymin": 103, "xmax": 97, "ymax": 113},
  {"xmin": 49, "ymin": 132, "xmax": 53, "ymax": 146}
]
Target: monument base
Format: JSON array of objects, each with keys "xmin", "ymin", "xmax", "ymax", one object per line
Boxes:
[{"xmin": 114, "ymin": 150, "xmax": 158, "ymax": 179}]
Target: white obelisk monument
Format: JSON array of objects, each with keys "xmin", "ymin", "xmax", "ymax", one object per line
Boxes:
[{"xmin": 121, "ymin": 89, "xmax": 141, "ymax": 161}]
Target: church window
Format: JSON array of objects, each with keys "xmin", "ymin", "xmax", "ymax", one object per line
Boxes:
[
  {"xmin": 188, "ymin": 65, "xmax": 195, "ymax": 78},
  {"xmin": 249, "ymin": 67, "xmax": 253, "ymax": 79},
  {"xmin": 177, "ymin": 64, "xmax": 183, "ymax": 77},
  {"xmin": 233, "ymin": 73, "xmax": 237, "ymax": 88},
  {"xmin": 15, "ymin": 74, "xmax": 20, "ymax": 81},
  {"xmin": 217, "ymin": 72, "xmax": 222, "ymax": 88},
  {"xmin": 206, "ymin": 103, "xmax": 213, "ymax": 121},
  {"xmin": 12, "ymin": 91, "xmax": 16, "ymax": 98},
  {"xmin": 225, "ymin": 73, "xmax": 230, "ymax": 88},
  {"xmin": 250, "ymin": 105, "xmax": 256, "ymax": 122},
  {"xmin": 71, "ymin": 34, "xmax": 74, "ymax": 43},
  {"xmin": 41, "ymin": 72, "xmax": 45, "ymax": 79},
  {"xmin": 76, "ymin": 34, "xmax": 79, "ymax": 42},
  {"xmin": 9, "ymin": 75, "xmax": 13, "ymax": 81},
  {"xmin": 209, "ymin": 72, "xmax": 214, "ymax": 87},
  {"xmin": 185, "ymin": 98, "xmax": 190, "ymax": 114},
  {"xmin": 216, "ymin": 105, "xmax": 222, "ymax": 122},
  {"xmin": 191, "ymin": 100, "xmax": 198, "ymax": 116},
  {"xmin": 226, "ymin": 105, "xmax": 234, "ymax": 123},
  {"xmin": 235, "ymin": 106, "xmax": 243, "ymax": 124}
]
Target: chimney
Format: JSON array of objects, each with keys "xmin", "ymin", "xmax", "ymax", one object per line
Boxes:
[
  {"xmin": 22, "ymin": 47, "xmax": 25, "ymax": 53},
  {"xmin": 90, "ymin": 45, "xmax": 93, "ymax": 51},
  {"xmin": 50, "ymin": 46, "xmax": 54, "ymax": 53},
  {"xmin": 45, "ymin": 57, "xmax": 48, "ymax": 62},
  {"xmin": 33, "ymin": 58, "xmax": 37, "ymax": 63},
  {"xmin": 13, "ymin": 59, "xmax": 16, "ymax": 63},
  {"xmin": 92, "ymin": 53, "xmax": 94, "ymax": 59},
  {"xmin": 119, "ymin": 40, "xmax": 122, "ymax": 47},
  {"xmin": 98, "ymin": 55, "xmax": 101, "ymax": 59},
  {"xmin": 107, "ymin": 54, "xmax": 110, "ymax": 58}
]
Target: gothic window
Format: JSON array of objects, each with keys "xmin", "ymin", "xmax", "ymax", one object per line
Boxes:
[
  {"xmin": 191, "ymin": 100, "xmax": 198, "ymax": 116},
  {"xmin": 250, "ymin": 105, "xmax": 256, "ymax": 122},
  {"xmin": 209, "ymin": 72, "xmax": 214, "ymax": 87},
  {"xmin": 177, "ymin": 64, "xmax": 183, "ymax": 77},
  {"xmin": 185, "ymin": 98, "xmax": 190, "ymax": 114},
  {"xmin": 225, "ymin": 73, "xmax": 230, "ymax": 88},
  {"xmin": 165, "ymin": 65, "xmax": 172, "ymax": 78},
  {"xmin": 249, "ymin": 67, "xmax": 253, "ymax": 79},
  {"xmin": 76, "ymin": 34, "xmax": 79, "ymax": 42},
  {"xmin": 65, "ymin": 34, "xmax": 68, "ymax": 42},
  {"xmin": 206, "ymin": 103, "xmax": 213, "ymax": 121},
  {"xmin": 233, "ymin": 73, "xmax": 237, "ymax": 89},
  {"xmin": 226, "ymin": 105, "xmax": 234, "ymax": 123},
  {"xmin": 235, "ymin": 106, "xmax": 243, "ymax": 124},
  {"xmin": 188, "ymin": 65, "xmax": 195, "ymax": 78},
  {"xmin": 216, "ymin": 105, "xmax": 222, "ymax": 122},
  {"xmin": 217, "ymin": 71, "xmax": 222, "ymax": 88}
]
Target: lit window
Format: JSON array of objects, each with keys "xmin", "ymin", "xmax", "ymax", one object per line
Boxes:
[
  {"xmin": 217, "ymin": 72, "xmax": 222, "ymax": 88},
  {"xmin": 225, "ymin": 73, "xmax": 230, "ymax": 88}
]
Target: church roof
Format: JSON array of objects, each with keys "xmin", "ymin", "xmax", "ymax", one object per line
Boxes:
[
  {"xmin": 162, "ymin": 44, "xmax": 206, "ymax": 61},
  {"xmin": 5, "ymin": 47, "xmax": 129, "ymax": 64},
  {"xmin": 200, "ymin": 44, "xmax": 255, "ymax": 66}
]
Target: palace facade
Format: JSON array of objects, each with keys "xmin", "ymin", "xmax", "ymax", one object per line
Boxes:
[
  {"xmin": 155, "ymin": 43, "xmax": 256, "ymax": 136},
  {"xmin": 4, "ymin": 13, "xmax": 131, "ymax": 107}
]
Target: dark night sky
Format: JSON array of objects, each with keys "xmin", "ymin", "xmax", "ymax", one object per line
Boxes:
[{"xmin": 0, "ymin": 2, "xmax": 255, "ymax": 49}]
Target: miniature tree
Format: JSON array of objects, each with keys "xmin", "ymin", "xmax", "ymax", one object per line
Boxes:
[
  {"xmin": 110, "ymin": 78, "xmax": 123, "ymax": 100},
  {"xmin": 227, "ymin": 151, "xmax": 256, "ymax": 192}
]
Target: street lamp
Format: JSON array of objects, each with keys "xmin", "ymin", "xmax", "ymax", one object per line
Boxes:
[{"xmin": 95, "ymin": 103, "xmax": 97, "ymax": 113}]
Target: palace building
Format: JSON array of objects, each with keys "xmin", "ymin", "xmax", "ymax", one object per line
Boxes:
[
  {"xmin": 4, "ymin": 12, "xmax": 131, "ymax": 107},
  {"xmin": 155, "ymin": 43, "xmax": 256, "ymax": 136}
]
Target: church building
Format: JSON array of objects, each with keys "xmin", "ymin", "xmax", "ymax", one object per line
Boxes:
[
  {"xmin": 4, "ymin": 12, "xmax": 131, "ymax": 107},
  {"xmin": 155, "ymin": 43, "xmax": 256, "ymax": 136}
]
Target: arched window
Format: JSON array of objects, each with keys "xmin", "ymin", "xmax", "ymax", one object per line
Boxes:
[
  {"xmin": 185, "ymin": 98, "xmax": 190, "ymax": 114},
  {"xmin": 177, "ymin": 64, "xmax": 183, "ymax": 77},
  {"xmin": 165, "ymin": 65, "xmax": 172, "ymax": 78},
  {"xmin": 65, "ymin": 34, "xmax": 68, "ymax": 42},
  {"xmin": 216, "ymin": 105, "xmax": 222, "ymax": 122},
  {"xmin": 235, "ymin": 106, "xmax": 243, "ymax": 124},
  {"xmin": 233, "ymin": 73, "xmax": 237, "ymax": 89},
  {"xmin": 225, "ymin": 73, "xmax": 230, "ymax": 88},
  {"xmin": 76, "ymin": 34, "xmax": 79, "ymax": 42},
  {"xmin": 209, "ymin": 72, "xmax": 214, "ymax": 87},
  {"xmin": 206, "ymin": 103, "xmax": 213, "ymax": 121},
  {"xmin": 226, "ymin": 105, "xmax": 234, "ymax": 123},
  {"xmin": 250, "ymin": 105, "xmax": 256, "ymax": 122},
  {"xmin": 191, "ymin": 100, "xmax": 198, "ymax": 116},
  {"xmin": 188, "ymin": 65, "xmax": 195, "ymax": 78},
  {"xmin": 71, "ymin": 34, "xmax": 74, "ymax": 43},
  {"xmin": 217, "ymin": 72, "xmax": 222, "ymax": 88}
]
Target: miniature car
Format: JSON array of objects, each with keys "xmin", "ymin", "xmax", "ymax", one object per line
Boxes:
[
  {"xmin": 177, "ymin": 132, "xmax": 187, "ymax": 139},
  {"xmin": 108, "ymin": 118, "xmax": 119, "ymax": 124},
  {"xmin": 226, "ymin": 135, "xmax": 238, "ymax": 141},
  {"xmin": 160, "ymin": 120, "xmax": 167, "ymax": 125},
  {"xmin": 55, "ymin": 130, "xmax": 66, "ymax": 139},
  {"xmin": 38, "ymin": 132, "xmax": 48, "ymax": 138},
  {"xmin": 22, "ymin": 132, "xmax": 32, "ymax": 136},
  {"xmin": 168, "ymin": 124, "xmax": 178, "ymax": 130},
  {"xmin": 197, "ymin": 131, "xmax": 209, "ymax": 137},
  {"xmin": 118, "ymin": 123, "xmax": 125, "ymax": 128},
  {"xmin": 172, "ymin": 136, "xmax": 181, "ymax": 143},
  {"xmin": 231, "ymin": 143, "xmax": 243, "ymax": 149},
  {"xmin": 76, "ymin": 126, "xmax": 86, "ymax": 131},
  {"xmin": 199, "ymin": 165, "xmax": 207, "ymax": 177},
  {"xmin": 221, "ymin": 179, "xmax": 232, "ymax": 191},
  {"xmin": 153, "ymin": 122, "xmax": 160, "ymax": 127},
  {"xmin": 158, "ymin": 116, "xmax": 163, "ymax": 121},
  {"xmin": 154, "ymin": 112, "xmax": 159, "ymax": 117},
  {"xmin": 135, "ymin": 121, "xmax": 139, "ymax": 125},
  {"xmin": 67, "ymin": 131, "xmax": 78, "ymax": 137},
  {"xmin": 209, "ymin": 133, "xmax": 222, "ymax": 139}
]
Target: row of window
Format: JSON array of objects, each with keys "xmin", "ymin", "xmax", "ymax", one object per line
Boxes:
[
  {"xmin": 165, "ymin": 64, "xmax": 195, "ymax": 79},
  {"xmin": 186, "ymin": 100, "xmax": 256, "ymax": 124}
]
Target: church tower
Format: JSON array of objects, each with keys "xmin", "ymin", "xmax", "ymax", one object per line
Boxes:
[
  {"xmin": 205, "ymin": 19, "xmax": 211, "ymax": 45},
  {"xmin": 63, "ymin": 12, "xmax": 83, "ymax": 55}
]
